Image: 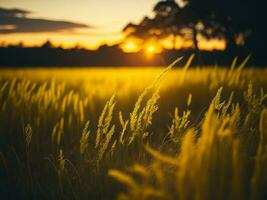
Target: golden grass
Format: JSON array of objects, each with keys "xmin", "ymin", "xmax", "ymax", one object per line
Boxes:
[{"xmin": 0, "ymin": 58, "xmax": 266, "ymax": 199}]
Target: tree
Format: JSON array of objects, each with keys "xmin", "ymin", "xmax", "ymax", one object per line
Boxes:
[
  {"xmin": 183, "ymin": 0, "xmax": 267, "ymax": 52},
  {"xmin": 41, "ymin": 40, "xmax": 54, "ymax": 49},
  {"xmin": 184, "ymin": 0, "xmax": 247, "ymax": 51},
  {"xmin": 123, "ymin": 0, "xmax": 267, "ymax": 53},
  {"xmin": 123, "ymin": 0, "xmax": 182, "ymax": 50},
  {"xmin": 123, "ymin": 0, "xmax": 205, "ymax": 52}
]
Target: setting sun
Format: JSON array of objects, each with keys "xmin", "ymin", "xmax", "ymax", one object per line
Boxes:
[
  {"xmin": 145, "ymin": 43, "xmax": 162, "ymax": 57},
  {"xmin": 121, "ymin": 41, "xmax": 139, "ymax": 53},
  {"xmin": 147, "ymin": 45, "xmax": 156, "ymax": 54}
]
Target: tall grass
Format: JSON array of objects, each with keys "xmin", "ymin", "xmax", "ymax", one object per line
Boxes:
[
  {"xmin": 109, "ymin": 82, "xmax": 267, "ymax": 200},
  {"xmin": 0, "ymin": 57, "xmax": 266, "ymax": 199}
]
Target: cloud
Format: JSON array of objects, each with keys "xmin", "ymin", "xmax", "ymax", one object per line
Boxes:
[
  {"xmin": 0, "ymin": 7, "xmax": 91, "ymax": 34},
  {"xmin": 0, "ymin": 7, "xmax": 31, "ymax": 17}
]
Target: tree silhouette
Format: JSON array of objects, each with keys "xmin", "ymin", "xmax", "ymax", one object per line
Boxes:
[
  {"xmin": 41, "ymin": 40, "xmax": 54, "ymax": 49},
  {"xmin": 180, "ymin": 0, "xmax": 267, "ymax": 52},
  {"xmin": 183, "ymin": 0, "xmax": 247, "ymax": 51},
  {"xmin": 123, "ymin": 0, "xmax": 181, "ymax": 50},
  {"xmin": 123, "ymin": 0, "xmax": 267, "ymax": 53},
  {"xmin": 123, "ymin": 0, "xmax": 205, "ymax": 51}
]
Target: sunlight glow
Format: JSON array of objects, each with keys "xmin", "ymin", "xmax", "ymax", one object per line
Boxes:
[
  {"xmin": 145, "ymin": 43, "xmax": 162, "ymax": 55},
  {"xmin": 121, "ymin": 41, "xmax": 139, "ymax": 53},
  {"xmin": 144, "ymin": 43, "xmax": 161, "ymax": 58},
  {"xmin": 147, "ymin": 45, "xmax": 156, "ymax": 54},
  {"xmin": 0, "ymin": 32, "xmax": 124, "ymax": 49}
]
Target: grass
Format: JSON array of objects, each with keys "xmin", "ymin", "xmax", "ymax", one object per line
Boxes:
[{"xmin": 0, "ymin": 57, "xmax": 267, "ymax": 200}]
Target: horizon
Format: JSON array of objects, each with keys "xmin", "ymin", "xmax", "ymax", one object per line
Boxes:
[
  {"xmin": 0, "ymin": 0, "xmax": 225, "ymax": 52},
  {"xmin": 0, "ymin": 0, "xmax": 164, "ymax": 50}
]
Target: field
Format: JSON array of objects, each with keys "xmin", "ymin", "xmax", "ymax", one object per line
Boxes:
[{"xmin": 0, "ymin": 57, "xmax": 267, "ymax": 200}]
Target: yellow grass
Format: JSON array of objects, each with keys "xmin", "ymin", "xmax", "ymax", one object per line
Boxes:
[{"xmin": 0, "ymin": 59, "xmax": 267, "ymax": 199}]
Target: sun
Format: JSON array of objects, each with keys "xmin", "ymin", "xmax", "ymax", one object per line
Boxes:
[
  {"xmin": 146, "ymin": 45, "xmax": 156, "ymax": 54},
  {"xmin": 145, "ymin": 43, "xmax": 161, "ymax": 58},
  {"xmin": 121, "ymin": 40, "xmax": 140, "ymax": 53},
  {"xmin": 124, "ymin": 41, "xmax": 136, "ymax": 51},
  {"xmin": 121, "ymin": 40, "xmax": 162, "ymax": 55}
]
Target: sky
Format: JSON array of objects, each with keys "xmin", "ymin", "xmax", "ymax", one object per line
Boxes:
[
  {"xmin": 0, "ymin": 0, "xmax": 225, "ymax": 51},
  {"xmin": 0, "ymin": 0, "xmax": 161, "ymax": 49}
]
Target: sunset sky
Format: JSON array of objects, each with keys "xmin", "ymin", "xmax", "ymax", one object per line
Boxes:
[
  {"xmin": 0, "ymin": 0, "xmax": 225, "ymax": 51},
  {"xmin": 0, "ymin": 0, "xmax": 161, "ymax": 48}
]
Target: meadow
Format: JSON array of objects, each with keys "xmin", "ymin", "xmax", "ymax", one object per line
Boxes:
[{"xmin": 0, "ymin": 56, "xmax": 267, "ymax": 200}]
